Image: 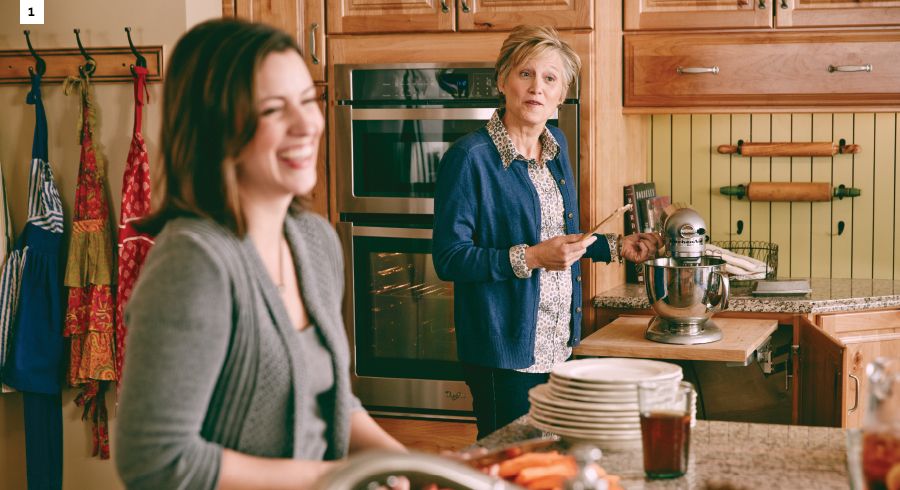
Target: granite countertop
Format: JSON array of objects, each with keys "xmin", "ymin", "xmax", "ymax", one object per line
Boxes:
[
  {"xmin": 593, "ymin": 277, "xmax": 900, "ymax": 314},
  {"xmin": 478, "ymin": 416, "xmax": 851, "ymax": 489}
]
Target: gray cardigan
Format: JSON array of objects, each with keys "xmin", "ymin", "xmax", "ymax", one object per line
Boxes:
[{"xmin": 115, "ymin": 212, "xmax": 357, "ymax": 489}]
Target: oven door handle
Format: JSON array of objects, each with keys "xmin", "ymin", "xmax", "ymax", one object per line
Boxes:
[
  {"xmin": 351, "ymin": 225, "xmax": 433, "ymax": 239},
  {"xmin": 350, "ymin": 107, "xmax": 505, "ymax": 121}
]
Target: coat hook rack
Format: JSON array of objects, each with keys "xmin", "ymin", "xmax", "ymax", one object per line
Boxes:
[
  {"xmin": 23, "ymin": 30, "xmax": 46, "ymax": 77},
  {"xmin": 0, "ymin": 41, "xmax": 163, "ymax": 85},
  {"xmin": 73, "ymin": 28, "xmax": 96, "ymax": 77},
  {"xmin": 717, "ymin": 139, "xmax": 860, "ymax": 157},
  {"xmin": 124, "ymin": 27, "xmax": 147, "ymax": 75}
]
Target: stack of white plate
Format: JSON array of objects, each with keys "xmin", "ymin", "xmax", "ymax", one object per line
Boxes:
[{"xmin": 528, "ymin": 358, "xmax": 693, "ymax": 450}]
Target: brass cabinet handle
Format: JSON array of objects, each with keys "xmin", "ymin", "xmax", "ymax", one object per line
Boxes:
[
  {"xmin": 828, "ymin": 64, "xmax": 872, "ymax": 73},
  {"xmin": 848, "ymin": 374, "xmax": 860, "ymax": 413},
  {"xmin": 309, "ymin": 23, "xmax": 320, "ymax": 65},
  {"xmin": 440, "ymin": 0, "xmax": 449, "ymax": 13},
  {"xmin": 780, "ymin": 0, "xmax": 788, "ymax": 8},
  {"xmin": 461, "ymin": 0, "xmax": 471, "ymax": 13},
  {"xmin": 676, "ymin": 66, "xmax": 720, "ymax": 75},
  {"xmin": 758, "ymin": 0, "xmax": 766, "ymax": 9}
]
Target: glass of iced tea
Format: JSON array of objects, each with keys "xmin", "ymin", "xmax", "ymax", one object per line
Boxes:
[
  {"xmin": 638, "ymin": 381, "xmax": 694, "ymax": 479},
  {"xmin": 861, "ymin": 357, "xmax": 900, "ymax": 490}
]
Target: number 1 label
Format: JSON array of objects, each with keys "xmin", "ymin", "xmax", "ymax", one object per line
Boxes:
[{"xmin": 21, "ymin": 0, "xmax": 44, "ymax": 24}]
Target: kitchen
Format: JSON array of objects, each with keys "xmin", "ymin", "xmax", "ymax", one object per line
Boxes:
[{"xmin": 0, "ymin": 0, "xmax": 899, "ymax": 488}]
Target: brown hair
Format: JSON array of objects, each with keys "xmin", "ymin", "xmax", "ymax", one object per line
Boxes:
[
  {"xmin": 495, "ymin": 25, "xmax": 581, "ymax": 107},
  {"xmin": 139, "ymin": 18, "xmax": 303, "ymax": 236}
]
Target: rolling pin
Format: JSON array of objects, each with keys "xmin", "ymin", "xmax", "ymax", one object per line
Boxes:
[
  {"xmin": 719, "ymin": 182, "xmax": 861, "ymax": 201},
  {"xmin": 717, "ymin": 141, "xmax": 860, "ymax": 157}
]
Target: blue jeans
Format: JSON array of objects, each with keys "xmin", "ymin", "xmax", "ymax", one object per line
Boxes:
[{"xmin": 462, "ymin": 363, "xmax": 549, "ymax": 439}]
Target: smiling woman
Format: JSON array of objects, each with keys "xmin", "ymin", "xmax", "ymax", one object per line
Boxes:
[
  {"xmin": 235, "ymin": 50, "xmax": 324, "ymax": 205},
  {"xmin": 114, "ymin": 18, "xmax": 406, "ymax": 490}
]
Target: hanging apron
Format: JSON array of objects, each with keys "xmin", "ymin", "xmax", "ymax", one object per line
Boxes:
[
  {"xmin": 62, "ymin": 72, "xmax": 115, "ymax": 460},
  {"xmin": 0, "ymin": 72, "xmax": 65, "ymax": 490},
  {"xmin": 0, "ymin": 159, "xmax": 15, "ymax": 394},
  {"xmin": 115, "ymin": 65, "xmax": 153, "ymax": 384}
]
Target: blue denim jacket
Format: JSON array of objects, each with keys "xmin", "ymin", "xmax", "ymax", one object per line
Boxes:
[{"xmin": 432, "ymin": 125, "xmax": 611, "ymax": 369}]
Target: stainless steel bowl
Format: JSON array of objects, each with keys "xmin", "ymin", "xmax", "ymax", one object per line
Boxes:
[{"xmin": 643, "ymin": 256, "xmax": 730, "ymax": 326}]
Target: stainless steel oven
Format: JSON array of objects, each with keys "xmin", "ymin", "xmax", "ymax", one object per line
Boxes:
[
  {"xmin": 335, "ymin": 63, "xmax": 579, "ymax": 216},
  {"xmin": 334, "ymin": 63, "xmax": 580, "ymax": 416},
  {"xmin": 338, "ymin": 221, "xmax": 473, "ymax": 415}
]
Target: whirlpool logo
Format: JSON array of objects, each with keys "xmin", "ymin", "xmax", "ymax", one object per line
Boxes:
[{"xmin": 444, "ymin": 390, "xmax": 466, "ymax": 401}]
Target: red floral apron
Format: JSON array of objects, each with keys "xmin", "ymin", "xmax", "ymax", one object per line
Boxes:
[
  {"xmin": 62, "ymin": 73, "xmax": 115, "ymax": 459},
  {"xmin": 116, "ymin": 65, "xmax": 153, "ymax": 382}
]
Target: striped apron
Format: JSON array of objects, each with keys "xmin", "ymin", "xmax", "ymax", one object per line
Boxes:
[{"xmin": 0, "ymin": 71, "xmax": 65, "ymax": 490}]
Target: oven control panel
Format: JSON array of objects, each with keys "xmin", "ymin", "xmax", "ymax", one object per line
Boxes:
[{"xmin": 348, "ymin": 67, "xmax": 499, "ymax": 102}]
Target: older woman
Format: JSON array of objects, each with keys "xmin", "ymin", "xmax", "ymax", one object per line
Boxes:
[
  {"xmin": 432, "ymin": 25, "xmax": 662, "ymax": 438},
  {"xmin": 115, "ymin": 19, "xmax": 405, "ymax": 490}
]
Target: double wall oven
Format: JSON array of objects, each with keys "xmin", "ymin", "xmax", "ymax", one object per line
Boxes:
[{"xmin": 335, "ymin": 63, "xmax": 579, "ymax": 416}]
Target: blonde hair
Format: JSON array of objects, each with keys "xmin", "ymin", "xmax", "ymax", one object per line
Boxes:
[{"xmin": 495, "ymin": 25, "xmax": 581, "ymax": 105}]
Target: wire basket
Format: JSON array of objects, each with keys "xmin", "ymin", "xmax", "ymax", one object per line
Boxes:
[{"xmin": 709, "ymin": 240, "xmax": 778, "ymax": 286}]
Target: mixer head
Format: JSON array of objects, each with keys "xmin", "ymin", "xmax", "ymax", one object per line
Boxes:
[{"xmin": 663, "ymin": 207, "xmax": 707, "ymax": 264}]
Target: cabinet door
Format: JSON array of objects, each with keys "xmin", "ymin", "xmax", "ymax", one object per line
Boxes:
[
  {"xmin": 232, "ymin": 0, "xmax": 326, "ymax": 82},
  {"xmin": 309, "ymin": 84, "xmax": 329, "ymax": 218},
  {"xmin": 841, "ymin": 333, "xmax": 900, "ymax": 428},
  {"xmin": 777, "ymin": 0, "xmax": 900, "ymax": 28},
  {"xmin": 624, "ymin": 30, "xmax": 900, "ymax": 108},
  {"xmin": 327, "ymin": 0, "xmax": 454, "ymax": 34},
  {"xmin": 624, "ymin": 0, "xmax": 772, "ymax": 31},
  {"xmin": 457, "ymin": 0, "xmax": 592, "ymax": 31},
  {"xmin": 798, "ymin": 316, "xmax": 844, "ymax": 427}
]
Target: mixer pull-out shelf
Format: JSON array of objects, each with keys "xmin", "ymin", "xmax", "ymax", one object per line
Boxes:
[{"xmin": 574, "ymin": 315, "xmax": 777, "ymax": 364}]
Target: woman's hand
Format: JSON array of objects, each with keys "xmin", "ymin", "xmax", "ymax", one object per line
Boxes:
[
  {"xmin": 621, "ymin": 232, "xmax": 664, "ymax": 263},
  {"xmin": 525, "ymin": 234, "xmax": 597, "ymax": 271}
]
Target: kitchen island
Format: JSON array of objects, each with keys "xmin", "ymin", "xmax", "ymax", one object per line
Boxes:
[{"xmin": 478, "ymin": 416, "xmax": 852, "ymax": 489}]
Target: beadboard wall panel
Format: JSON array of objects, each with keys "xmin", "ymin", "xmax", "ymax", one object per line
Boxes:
[{"xmin": 649, "ymin": 113, "xmax": 900, "ymax": 279}]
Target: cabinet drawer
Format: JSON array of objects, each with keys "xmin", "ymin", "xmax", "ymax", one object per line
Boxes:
[
  {"xmin": 624, "ymin": 30, "xmax": 900, "ymax": 108},
  {"xmin": 818, "ymin": 308, "xmax": 900, "ymax": 337}
]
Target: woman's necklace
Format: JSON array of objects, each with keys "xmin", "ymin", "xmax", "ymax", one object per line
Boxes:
[{"xmin": 276, "ymin": 240, "xmax": 285, "ymax": 292}]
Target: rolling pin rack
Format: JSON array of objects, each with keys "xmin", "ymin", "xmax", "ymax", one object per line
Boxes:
[
  {"xmin": 1, "ymin": 28, "xmax": 162, "ymax": 85},
  {"xmin": 717, "ymin": 139, "xmax": 860, "ymax": 157}
]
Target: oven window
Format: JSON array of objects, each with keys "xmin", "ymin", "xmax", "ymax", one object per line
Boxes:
[
  {"xmin": 352, "ymin": 119, "xmax": 481, "ymax": 199},
  {"xmin": 352, "ymin": 234, "xmax": 462, "ymax": 380},
  {"xmin": 351, "ymin": 117, "xmax": 564, "ymax": 201}
]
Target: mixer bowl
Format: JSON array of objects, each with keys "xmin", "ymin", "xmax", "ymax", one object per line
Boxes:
[{"xmin": 643, "ymin": 256, "xmax": 730, "ymax": 326}]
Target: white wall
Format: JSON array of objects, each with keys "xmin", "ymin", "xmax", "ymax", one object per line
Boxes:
[{"xmin": 0, "ymin": 1, "xmax": 220, "ymax": 488}]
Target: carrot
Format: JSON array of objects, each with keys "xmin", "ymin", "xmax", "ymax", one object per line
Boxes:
[
  {"xmin": 497, "ymin": 451, "xmax": 567, "ymax": 477},
  {"xmin": 522, "ymin": 474, "xmax": 566, "ymax": 490},
  {"xmin": 514, "ymin": 460, "xmax": 578, "ymax": 486}
]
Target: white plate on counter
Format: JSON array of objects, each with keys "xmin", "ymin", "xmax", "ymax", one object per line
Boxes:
[
  {"xmin": 529, "ymin": 384, "xmax": 638, "ymax": 412},
  {"xmin": 529, "ymin": 401, "xmax": 639, "ymax": 423},
  {"xmin": 529, "ymin": 410, "xmax": 641, "ymax": 430},
  {"xmin": 551, "ymin": 358, "xmax": 682, "ymax": 384}
]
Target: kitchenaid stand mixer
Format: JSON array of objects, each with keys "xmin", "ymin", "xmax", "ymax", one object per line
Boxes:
[{"xmin": 643, "ymin": 207, "xmax": 729, "ymax": 345}]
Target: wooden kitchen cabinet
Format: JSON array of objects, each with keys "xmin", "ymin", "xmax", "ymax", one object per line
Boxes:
[
  {"xmin": 798, "ymin": 315, "xmax": 900, "ymax": 428},
  {"xmin": 228, "ymin": 0, "xmax": 326, "ymax": 82},
  {"xmin": 624, "ymin": 0, "xmax": 772, "ymax": 31},
  {"xmin": 777, "ymin": 0, "xmax": 900, "ymax": 29},
  {"xmin": 625, "ymin": 0, "xmax": 900, "ymax": 31},
  {"xmin": 327, "ymin": 0, "xmax": 592, "ymax": 34},
  {"xmin": 310, "ymin": 83, "xmax": 329, "ymax": 218},
  {"xmin": 623, "ymin": 0, "xmax": 900, "ymax": 110},
  {"xmin": 624, "ymin": 30, "xmax": 900, "ymax": 108}
]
